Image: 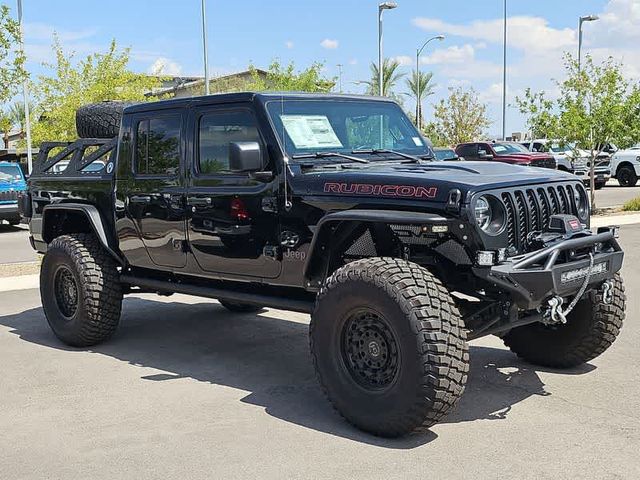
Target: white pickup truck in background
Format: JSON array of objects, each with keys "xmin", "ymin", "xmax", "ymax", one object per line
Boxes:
[{"xmin": 610, "ymin": 146, "xmax": 640, "ymax": 187}]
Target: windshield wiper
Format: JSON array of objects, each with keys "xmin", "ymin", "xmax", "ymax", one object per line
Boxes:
[
  {"xmin": 291, "ymin": 152, "xmax": 369, "ymax": 164},
  {"xmin": 351, "ymin": 149, "xmax": 422, "ymax": 162}
]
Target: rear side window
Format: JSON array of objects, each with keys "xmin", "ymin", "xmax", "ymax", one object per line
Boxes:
[
  {"xmin": 198, "ymin": 110, "xmax": 261, "ymax": 174},
  {"xmin": 135, "ymin": 115, "xmax": 181, "ymax": 176},
  {"xmin": 458, "ymin": 144, "xmax": 477, "ymax": 157}
]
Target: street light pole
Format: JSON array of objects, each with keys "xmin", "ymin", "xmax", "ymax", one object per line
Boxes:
[
  {"xmin": 578, "ymin": 14, "xmax": 599, "ymax": 71},
  {"xmin": 337, "ymin": 63, "xmax": 343, "ymax": 93},
  {"xmin": 16, "ymin": 0, "xmax": 33, "ymax": 174},
  {"xmin": 501, "ymin": 0, "xmax": 507, "ymax": 141},
  {"xmin": 415, "ymin": 34, "xmax": 444, "ymax": 130},
  {"xmin": 201, "ymin": 0, "xmax": 210, "ymax": 95},
  {"xmin": 378, "ymin": 2, "xmax": 397, "ymax": 97}
]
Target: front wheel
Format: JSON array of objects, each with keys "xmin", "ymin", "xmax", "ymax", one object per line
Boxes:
[
  {"xmin": 310, "ymin": 257, "xmax": 469, "ymax": 437},
  {"xmin": 503, "ymin": 274, "xmax": 626, "ymax": 368},
  {"xmin": 40, "ymin": 234, "xmax": 123, "ymax": 347}
]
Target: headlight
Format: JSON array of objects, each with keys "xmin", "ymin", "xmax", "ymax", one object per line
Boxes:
[
  {"xmin": 474, "ymin": 195, "xmax": 506, "ymax": 235},
  {"xmin": 573, "ymin": 185, "xmax": 589, "ymax": 220}
]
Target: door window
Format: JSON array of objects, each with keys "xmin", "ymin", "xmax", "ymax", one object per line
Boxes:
[
  {"xmin": 134, "ymin": 115, "xmax": 181, "ymax": 176},
  {"xmin": 458, "ymin": 144, "xmax": 477, "ymax": 157},
  {"xmin": 197, "ymin": 110, "xmax": 261, "ymax": 175}
]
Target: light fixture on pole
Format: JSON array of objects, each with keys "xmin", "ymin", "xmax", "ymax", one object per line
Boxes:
[
  {"xmin": 501, "ymin": 0, "xmax": 507, "ymax": 141},
  {"xmin": 578, "ymin": 14, "xmax": 599, "ymax": 71},
  {"xmin": 378, "ymin": 2, "xmax": 397, "ymax": 97},
  {"xmin": 415, "ymin": 34, "xmax": 444, "ymax": 130},
  {"xmin": 16, "ymin": 0, "xmax": 33, "ymax": 174},
  {"xmin": 201, "ymin": 0, "xmax": 210, "ymax": 95}
]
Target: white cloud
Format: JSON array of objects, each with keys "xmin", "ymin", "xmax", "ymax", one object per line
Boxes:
[
  {"xmin": 393, "ymin": 55, "xmax": 413, "ymax": 66},
  {"xmin": 420, "ymin": 44, "xmax": 475, "ymax": 65},
  {"xmin": 349, "ymin": 58, "xmax": 358, "ymax": 65},
  {"xmin": 23, "ymin": 22, "xmax": 98, "ymax": 42},
  {"xmin": 320, "ymin": 38, "xmax": 339, "ymax": 49},
  {"xmin": 285, "ymin": 40, "xmax": 294, "ymax": 49},
  {"xmin": 147, "ymin": 57, "xmax": 183, "ymax": 76}
]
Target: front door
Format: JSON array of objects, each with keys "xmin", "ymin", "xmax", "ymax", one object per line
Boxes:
[
  {"xmin": 124, "ymin": 111, "xmax": 187, "ymax": 269},
  {"xmin": 186, "ymin": 105, "xmax": 281, "ymax": 279}
]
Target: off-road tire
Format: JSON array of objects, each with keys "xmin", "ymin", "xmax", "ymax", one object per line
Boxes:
[
  {"xmin": 617, "ymin": 165, "xmax": 638, "ymax": 187},
  {"xmin": 310, "ymin": 257, "xmax": 469, "ymax": 437},
  {"xmin": 218, "ymin": 299, "xmax": 264, "ymax": 313},
  {"xmin": 76, "ymin": 101, "xmax": 134, "ymax": 139},
  {"xmin": 40, "ymin": 233, "xmax": 122, "ymax": 347},
  {"xmin": 503, "ymin": 273, "xmax": 626, "ymax": 368}
]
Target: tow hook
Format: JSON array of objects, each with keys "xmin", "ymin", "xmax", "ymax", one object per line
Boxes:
[
  {"xmin": 546, "ymin": 296, "xmax": 567, "ymax": 324},
  {"xmin": 602, "ymin": 279, "xmax": 614, "ymax": 304}
]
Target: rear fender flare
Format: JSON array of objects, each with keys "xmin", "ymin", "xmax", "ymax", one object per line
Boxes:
[{"xmin": 41, "ymin": 203, "xmax": 124, "ymax": 265}]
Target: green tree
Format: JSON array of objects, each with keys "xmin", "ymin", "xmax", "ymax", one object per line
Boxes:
[
  {"xmin": 405, "ymin": 70, "xmax": 435, "ymax": 130},
  {"xmin": 0, "ymin": 113, "xmax": 12, "ymax": 149},
  {"xmin": 248, "ymin": 60, "xmax": 335, "ymax": 92},
  {"xmin": 0, "ymin": 5, "xmax": 26, "ymax": 106},
  {"xmin": 514, "ymin": 88, "xmax": 559, "ymax": 140},
  {"xmin": 431, "ymin": 87, "xmax": 490, "ymax": 145},
  {"xmin": 362, "ymin": 58, "xmax": 405, "ymax": 98},
  {"xmin": 31, "ymin": 37, "xmax": 161, "ymax": 144},
  {"xmin": 555, "ymin": 54, "xmax": 637, "ymax": 207}
]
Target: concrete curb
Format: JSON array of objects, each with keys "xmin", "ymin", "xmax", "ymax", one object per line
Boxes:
[{"xmin": 591, "ymin": 212, "xmax": 640, "ymax": 228}]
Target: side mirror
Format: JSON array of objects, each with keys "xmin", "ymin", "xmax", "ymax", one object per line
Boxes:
[
  {"xmin": 478, "ymin": 150, "xmax": 493, "ymax": 159},
  {"xmin": 229, "ymin": 142, "xmax": 265, "ymax": 172}
]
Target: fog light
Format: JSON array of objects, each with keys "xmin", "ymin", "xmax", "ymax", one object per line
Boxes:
[{"xmin": 476, "ymin": 251, "xmax": 495, "ymax": 266}]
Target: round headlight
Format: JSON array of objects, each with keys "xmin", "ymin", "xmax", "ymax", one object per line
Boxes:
[
  {"xmin": 475, "ymin": 196, "xmax": 491, "ymax": 230},
  {"xmin": 474, "ymin": 195, "xmax": 506, "ymax": 235},
  {"xmin": 574, "ymin": 186, "xmax": 589, "ymax": 220}
]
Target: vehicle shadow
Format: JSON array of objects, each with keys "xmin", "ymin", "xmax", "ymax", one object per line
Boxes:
[
  {"xmin": 0, "ymin": 296, "xmax": 595, "ymax": 449},
  {"xmin": 0, "ymin": 223, "xmax": 25, "ymax": 233}
]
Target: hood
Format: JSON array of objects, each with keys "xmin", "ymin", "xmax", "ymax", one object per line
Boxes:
[
  {"xmin": 498, "ymin": 152, "xmax": 554, "ymax": 162},
  {"xmin": 291, "ymin": 160, "xmax": 575, "ymax": 204}
]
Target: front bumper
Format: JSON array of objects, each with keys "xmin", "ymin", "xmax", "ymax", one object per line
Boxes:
[
  {"xmin": 473, "ymin": 226, "xmax": 623, "ymax": 309},
  {"xmin": 573, "ymin": 168, "xmax": 610, "ymax": 184},
  {"xmin": 0, "ymin": 203, "xmax": 19, "ymax": 220}
]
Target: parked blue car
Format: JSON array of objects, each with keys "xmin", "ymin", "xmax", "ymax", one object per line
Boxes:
[{"xmin": 0, "ymin": 162, "xmax": 26, "ymax": 225}]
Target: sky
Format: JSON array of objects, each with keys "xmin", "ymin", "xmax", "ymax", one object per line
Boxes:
[{"xmin": 13, "ymin": 0, "xmax": 640, "ymax": 136}]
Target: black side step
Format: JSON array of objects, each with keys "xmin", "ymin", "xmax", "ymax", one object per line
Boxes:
[{"xmin": 119, "ymin": 274, "xmax": 314, "ymax": 314}]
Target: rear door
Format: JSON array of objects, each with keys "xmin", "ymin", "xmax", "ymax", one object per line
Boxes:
[
  {"xmin": 124, "ymin": 111, "xmax": 187, "ymax": 269},
  {"xmin": 185, "ymin": 104, "xmax": 281, "ymax": 279}
]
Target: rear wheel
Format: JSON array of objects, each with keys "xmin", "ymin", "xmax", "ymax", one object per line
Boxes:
[
  {"xmin": 40, "ymin": 233, "xmax": 122, "ymax": 347},
  {"xmin": 503, "ymin": 274, "xmax": 625, "ymax": 368},
  {"xmin": 310, "ymin": 257, "xmax": 469, "ymax": 437},
  {"xmin": 617, "ymin": 165, "xmax": 638, "ymax": 187}
]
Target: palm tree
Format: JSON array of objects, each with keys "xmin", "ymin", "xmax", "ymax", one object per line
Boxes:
[
  {"xmin": 362, "ymin": 58, "xmax": 405, "ymax": 97},
  {"xmin": 406, "ymin": 70, "xmax": 435, "ymax": 130},
  {"xmin": 7, "ymin": 101, "xmax": 27, "ymax": 133}
]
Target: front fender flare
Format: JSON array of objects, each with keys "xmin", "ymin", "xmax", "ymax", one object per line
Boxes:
[{"xmin": 303, "ymin": 209, "xmax": 448, "ymax": 284}]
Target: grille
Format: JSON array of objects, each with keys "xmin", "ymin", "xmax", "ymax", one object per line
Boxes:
[
  {"xmin": 531, "ymin": 157, "xmax": 556, "ymax": 169},
  {"xmin": 500, "ymin": 184, "xmax": 579, "ymax": 254},
  {"xmin": 0, "ymin": 190, "xmax": 18, "ymax": 202}
]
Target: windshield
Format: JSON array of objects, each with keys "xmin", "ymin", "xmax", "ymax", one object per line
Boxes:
[
  {"xmin": 549, "ymin": 143, "xmax": 575, "ymax": 154},
  {"xmin": 265, "ymin": 99, "xmax": 433, "ymax": 160},
  {"xmin": 433, "ymin": 149, "xmax": 456, "ymax": 161},
  {"xmin": 0, "ymin": 165, "xmax": 23, "ymax": 182},
  {"xmin": 492, "ymin": 142, "xmax": 529, "ymax": 155}
]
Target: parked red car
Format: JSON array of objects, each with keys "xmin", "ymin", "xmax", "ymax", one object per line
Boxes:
[{"xmin": 455, "ymin": 141, "xmax": 557, "ymax": 169}]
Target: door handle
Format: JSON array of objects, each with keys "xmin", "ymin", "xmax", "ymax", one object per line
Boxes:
[
  {"xmin": 187, "ymin": 197, "xmax": 212, "ymax": 206},
  {"xmin": 130, "ymin": 195, "xmax": 151, "ymax": 204}
]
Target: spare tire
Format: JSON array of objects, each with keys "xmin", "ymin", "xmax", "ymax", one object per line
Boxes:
[{"xmin": 76, "ymin": 101, "xmax": 135, "ymax": 139}]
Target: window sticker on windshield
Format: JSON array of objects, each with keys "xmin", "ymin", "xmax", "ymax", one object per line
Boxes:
[
  {"xmin": 281, "ymin": 115, "xmax": 343, "ymax": 149},
  {"xmin": 412, "ymin": 137, "xmax": 423, "ymax": 146},
  {"xmin": 493, "ymin": 145, "xmax": 507, "ymax": 152}
]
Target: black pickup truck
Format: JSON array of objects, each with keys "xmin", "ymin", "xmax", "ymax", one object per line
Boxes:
[{"xmin": 21, "ymin": 93, "xmax": 626, "ymax": 438}]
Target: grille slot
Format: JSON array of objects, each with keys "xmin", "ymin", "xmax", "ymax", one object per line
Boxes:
[
  {"xmin": 0, "ymin": 190, "xmax": 18, "ymax": 202},
  {"xmin": 493, "ymin": 184, "xmax": 580, "ymax": 255}
]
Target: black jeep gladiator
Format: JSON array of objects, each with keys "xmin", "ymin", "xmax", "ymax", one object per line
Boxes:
[{"xmin": 21, "ymin": 93, "xmax": 626, "ymax": 437}]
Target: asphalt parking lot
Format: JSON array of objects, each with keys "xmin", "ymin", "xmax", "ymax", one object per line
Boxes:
[{"xmin": 0, "ymin": 224, "xmax": 639, "ymax": 479}]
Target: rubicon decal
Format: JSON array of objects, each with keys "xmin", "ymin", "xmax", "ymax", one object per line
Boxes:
[{"xmin": 323, "ymin": 182, "xmax": 437, "ymax": 199}]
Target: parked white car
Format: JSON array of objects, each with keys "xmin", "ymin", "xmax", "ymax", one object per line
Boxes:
[
  {"xmin": 522, "ymin": 139, "xmax": 610, "ymax": 189},
  {"xmin": 611, "ymin": 147, "xmax": 640, "ymax": 187}
]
